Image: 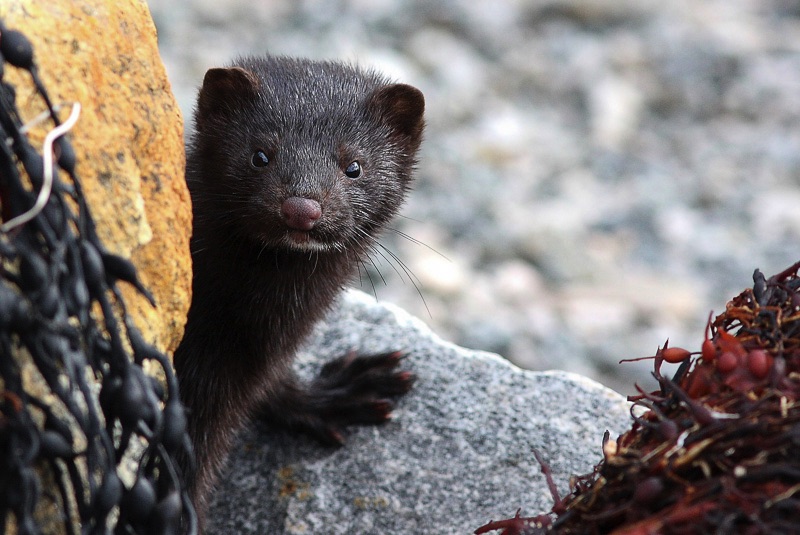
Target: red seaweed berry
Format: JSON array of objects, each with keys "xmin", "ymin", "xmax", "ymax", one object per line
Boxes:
[
  {"xmin": 619, "ymin": 340, "xmax": 691, "ymax": 366},
  {"xmin": 701, "ymin": 312, "xmax": 716, "ymax": 362},
  {"xmin": 660, "ymin": 346, "xmax": 691, "ymax": 364},
  {"xmin": 746, "ymin": 349, "xmax": 771, "ymax": 379},
  {"xmin": 716, "ymin": 350, "xmax": 738, "ymax": 373}
]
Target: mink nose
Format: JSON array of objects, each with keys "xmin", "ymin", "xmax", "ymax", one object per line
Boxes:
[{"xmin": 281, "ymin": 197, "xmax": 322, "ymax": 231}]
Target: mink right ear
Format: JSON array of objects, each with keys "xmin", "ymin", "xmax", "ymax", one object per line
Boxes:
[
  {"xmin": 196, "ymin": 67, "xmax": 260, "ymax": 128},
  {"xmin": 369, "ymin": 84, "xmax": 425, "ymax": 151}
]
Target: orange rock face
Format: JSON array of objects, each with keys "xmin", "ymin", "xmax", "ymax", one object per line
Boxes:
[{"xmin": 1, "ymin": 0, "xmax": 192, "ymax": 355}]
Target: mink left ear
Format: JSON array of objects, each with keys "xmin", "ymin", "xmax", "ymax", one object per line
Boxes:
[
  {"xmin": 369, "ymin": 84, "xmax": 425, "ymax": 150},
  {"xmin": 196, "ymin": 66, "xmax": 260, "ymax": 130}
]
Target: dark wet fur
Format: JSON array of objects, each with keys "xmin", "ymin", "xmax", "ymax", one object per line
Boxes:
[{"xmin": 172, "ymin": 56, "xmax": 424, "ymax": 528}]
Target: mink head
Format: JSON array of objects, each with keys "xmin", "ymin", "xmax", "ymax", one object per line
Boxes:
[{"xmin": 186, "ymin": 56, "xmax": 425, "ymax": 256}]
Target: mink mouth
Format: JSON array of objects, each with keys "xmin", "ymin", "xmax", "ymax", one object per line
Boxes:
[{"xmin": 282, "ymin": 229, "xmax": 338, "ymax": 252}]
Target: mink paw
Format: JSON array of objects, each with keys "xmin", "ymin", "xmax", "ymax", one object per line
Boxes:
[{"xmin": 259, "ymin": 351, "xmax": 415, "ymax": 446}]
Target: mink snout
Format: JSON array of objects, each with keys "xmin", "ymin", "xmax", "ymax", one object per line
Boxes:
[{"xmin": 281, "ymin": 196, "xmax": 322, "ymax": 230}]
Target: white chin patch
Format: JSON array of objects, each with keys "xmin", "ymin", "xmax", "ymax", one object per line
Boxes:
[{"xmin": 283, "ymin": 232, "xmax": 333, "ymax": 252}]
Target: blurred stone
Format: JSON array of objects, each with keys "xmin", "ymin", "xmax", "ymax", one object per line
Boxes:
[
  {"xmin": 750, "ymin": 188, "xmax": 800, "ymax": 242},
  {"xmin": 589, "ymin": 74, "xmax": 644, "ymax": 149}
]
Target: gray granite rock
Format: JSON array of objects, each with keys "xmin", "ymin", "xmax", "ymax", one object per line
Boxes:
[{"xmin": 207, "ymin": 290, "xmax": 630, "ymax": 534}]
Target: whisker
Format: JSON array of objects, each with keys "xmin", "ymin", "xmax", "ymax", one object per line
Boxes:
[
  {"xmin": 374, "ymin": 241, "xmax": 431, "ymax": 319},
  {"xmin": 310, "ymin": 250, "xmax": 320, "ymax": 275},
  {"xmin": 367, "ymin": 241, "xmax": 404, "ymax": 280},
  {"xmin": 364, "ymin": 250, "xmax": 388, "ymax": 286},
  {"xmin": 355, "ymin": 255, "xmax": 365, "ymax": 287},
  {"xmin": 350, "ymin": 228, "xmax": 430, "ymax": 312},
  {"xmin": 358, "ymin": 257, "xmax": 378, "ymax": 299},
  {"xmin": 389, "ymin": 227, "xmax": 451, "ymax": 262},
  {"xmin": 396, "ymin": 213, "xmax": 424, "ymax": 224},
  {"xmin": 256, "ymin": 241, "xmax": 269, "ymax": 260}
]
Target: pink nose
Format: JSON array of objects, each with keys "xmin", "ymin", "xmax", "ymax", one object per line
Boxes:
[{"xmin": 281, "ymin": 197, "xmax": 322, "ymax": 231}]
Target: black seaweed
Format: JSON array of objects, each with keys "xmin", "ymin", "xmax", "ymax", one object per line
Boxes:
[{"xmin": 0, "ymin": 21, "xmax": 196, "ymax": 535}]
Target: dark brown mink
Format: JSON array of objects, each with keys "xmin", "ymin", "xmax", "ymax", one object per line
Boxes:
[{"xmin": 172, "ymin": 55, "xmax": 425, "ymax": 527}]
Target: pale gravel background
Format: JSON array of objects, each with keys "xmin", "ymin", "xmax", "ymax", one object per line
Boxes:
[{"xmin": 147, "ymin": 0, "xmax": 800, "ymax": 393}]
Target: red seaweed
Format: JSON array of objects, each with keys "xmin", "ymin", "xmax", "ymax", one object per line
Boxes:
[{"xmin": 477, "ymin": 263, "xmax": 800, "ymax": 534}]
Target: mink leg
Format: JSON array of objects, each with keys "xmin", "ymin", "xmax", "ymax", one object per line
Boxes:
[{"xmin": 257, "ymin": 350, "xmax": 415, "ymax": 445}]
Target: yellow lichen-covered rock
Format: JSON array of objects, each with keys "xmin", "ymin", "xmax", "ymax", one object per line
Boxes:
[{"xmin": 0, "ymin": 0, "xmax": 191, "ymax": 355}]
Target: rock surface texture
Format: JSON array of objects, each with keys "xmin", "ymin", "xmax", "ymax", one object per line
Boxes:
[
  {"xmin": 207, "ymin": 290, "xmax": 631, "ymax": 534},
  {"xmin": 1, "ymin": 0, "xmax": 191, "ymax": 354}
]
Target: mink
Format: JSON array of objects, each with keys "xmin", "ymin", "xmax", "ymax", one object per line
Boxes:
[{"xmin": 172, "ymin": 55, "xmax": 425, "ymax": 528}]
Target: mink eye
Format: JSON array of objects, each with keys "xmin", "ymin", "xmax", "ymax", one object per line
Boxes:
[
  {"xmin": 251, "ymin": 150, "xmax": 270, "ymax": 168},
  {"xmin": 344, "ymin": 160, "xmax": 362, "ymax": 178}
]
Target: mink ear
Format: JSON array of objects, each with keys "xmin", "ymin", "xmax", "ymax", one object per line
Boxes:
[
  {"xmin": 196, "ymin": 67, "xmax": 260, "ymax": 128},
  {"xmin": 369, "ymin": 84, "xmax": 425, "ymax": 149}
]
